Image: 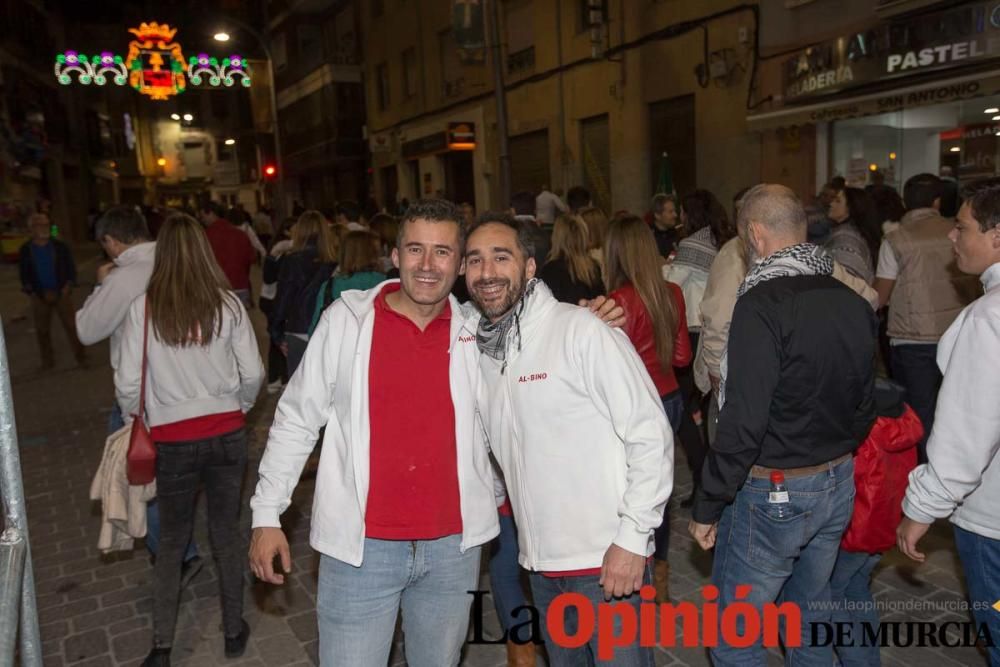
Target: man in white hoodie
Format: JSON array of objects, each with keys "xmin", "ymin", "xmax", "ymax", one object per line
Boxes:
[
  {"xmin": 76, "ymin": 205, "xmax": 201, "ymax": 577},
  {"xmin": 465, "ymin": 212, "xmax": 673, "ymax": 666},
  {"xmin": 248, "ymin": 199, "xmax": 500, "ymax": 667},
  {"xmin": 898, "ymin": 177, "xmax": 1000, "ymax": 665}
]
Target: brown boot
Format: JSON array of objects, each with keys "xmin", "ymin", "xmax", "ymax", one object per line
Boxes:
[
  {"xmin": 653, "ymin": 558, "xmax": 670, "ymax": 603},
  {"xmin": 506, "ymin": 639, "xmax": 536, "ymax": 666}
]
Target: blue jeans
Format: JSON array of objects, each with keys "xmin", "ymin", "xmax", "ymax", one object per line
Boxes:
[
  {"xmin": 316, "ymin": 535, "xmax": 481, "ymax": 667},
  {"xmin": 710, "ymin": 458, "xmax": 855, "ymax": 667},
  {"xmin": 654, "ymin": 391, "xmax": 684, "ymax": 561},
  {"xmin": 829, "ymin": 549, "xmax": 882, "ymax": 667},
  {"xmin": 489, "ymin": 512, "xmax": 532, "ymax": 641},
  {"xmin": 529, "ymin": 569, "xmax": 655, "ymax": 666},
  {"xmin": 108, "ymin": 403, "xmax": 198, "ymax": 563},
  {"xmin": 890, "ymin": 343, "xmax": 940, "ymax": 463},
  {"xmin": 953, "ymin": 525, "xmax": 1000, "ymax": 667}
]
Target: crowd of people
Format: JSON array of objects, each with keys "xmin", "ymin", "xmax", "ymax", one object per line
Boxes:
[{"xmin": 24, "ymin": 170, "xmax": 997, "ymax": 667}]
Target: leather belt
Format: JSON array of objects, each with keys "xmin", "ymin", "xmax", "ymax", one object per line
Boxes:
[{"xmin": 750, "ymin": 452, "xmax": 852, "ymax": 480}]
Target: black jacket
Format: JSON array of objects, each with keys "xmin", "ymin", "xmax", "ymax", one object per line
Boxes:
[
  {"xmin": 269, "ymin": 242, "xmax": 335, "ymax": 340},
  {"xmin": 693, "ymin": 274, "xmax": 877, "ymax": 524},
  {"xmin": 19, "ymin": 239, "xmax": 77, "ymax": 294}
]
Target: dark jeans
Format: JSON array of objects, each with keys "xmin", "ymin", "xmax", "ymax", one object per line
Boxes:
[
  {"xmin": 654, "ymin": 391, "xmax": 684, "ymax": 561},
  {"xmin": 153, "ymin": 428, "xmax": 247, "ymax": 647},
  {"xmin": 488, "ymin": 512, "xmax": 532, "ymax": 642},
  {"xmin": 675, "ymin": 330, "xmax": 707, "ymax": 488},
  {"xmin": 267, "ymin": 340, "xmax": 287, "ymax": 384},
  {"xmin": 108, "ymin": 403, "xmax": 199, "ymax": 563},
  {"xmin": 829, "ymin": 550, "xmax": 882, "ymax": 667},
  {"xmin": 953, "ymin": 525, "xmax": 1000, "ymax": 667},
  {"xmin": 710, "ymin": 458, "xmax": 855, "ymax": 666},
  {"xmin": 32, "ymin": 292, "xmax": 85, "ymax": 367},
  {"xmin": 890, "ymin": 343, "xmax": 940, "ymax": 464},
  {"xmin": 530, "ymin": 568, "xmax": 654, "ymax": 666},
  {"xmin": 286, "ymin": 335, "xmax": 309, "ymax": 379}
]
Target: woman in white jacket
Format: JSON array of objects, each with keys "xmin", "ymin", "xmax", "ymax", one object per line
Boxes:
[{"xmin": 116, "ymin": 213, "xmax": 264, "ymax": 667}]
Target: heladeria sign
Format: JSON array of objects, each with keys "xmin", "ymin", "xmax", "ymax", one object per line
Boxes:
[{"xmin": 783, "ymin": 1, "xmax": 1000, "ymax": 102}]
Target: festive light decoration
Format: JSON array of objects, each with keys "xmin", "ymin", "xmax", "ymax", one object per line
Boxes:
[{"xmin": 54, "ymin": 21, "xmax": 252, "ymax": 99}]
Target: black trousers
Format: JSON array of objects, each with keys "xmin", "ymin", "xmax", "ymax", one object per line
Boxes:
[{"xmin": 153, "ymin": 428, "xmax": 247, "ymax": 647}]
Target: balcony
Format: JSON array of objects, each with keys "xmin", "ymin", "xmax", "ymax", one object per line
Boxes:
[{"xmin": 507, "ymin": 46, "xmax": 535, "ymax": 76}]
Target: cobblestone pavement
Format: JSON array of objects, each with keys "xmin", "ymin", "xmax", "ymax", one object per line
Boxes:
[{"xmin": 0, "ymin": 250, "xmax": 990, "ymax": 666}]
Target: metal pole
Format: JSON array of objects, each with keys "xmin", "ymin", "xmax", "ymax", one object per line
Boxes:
[
  {"xmin": 214, "ymin": 16, "xmax": 287, "ymax": 220},
  {"xmin": 0, "ymin": 529, "xmax": 26, "ymax": 667},
  {"xmin": 0, "ymin": 320, "xmax": 41, "ymax": 667},
  {"xmin": 487, "ymin": 0, "xmax": 511, "ymax": 209}
]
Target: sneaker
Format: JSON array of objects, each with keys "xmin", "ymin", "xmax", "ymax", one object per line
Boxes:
[
  {"xmin": 180, "ymin": 555, "xmax": 204, "ymax": 589},
  {"xmin": 141, "ymin": 647, "xmax": 171, "ymax": 667},
  {"xmin": 224, "ymin": 619, "xmax": 251, "ymax": 658},
  {"xmin": 266, "ymin": 380, "xmax": 284, "ymax": 395}
]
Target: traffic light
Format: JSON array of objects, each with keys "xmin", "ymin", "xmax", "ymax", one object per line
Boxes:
[{"xmin": 264, "ymin": 164, "xmax": 276, "ymax": 178}]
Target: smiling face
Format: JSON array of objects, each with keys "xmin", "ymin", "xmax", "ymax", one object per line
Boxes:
[
  {"xmin": 464, "ymin": 222, "xmax": 536, "ymax": 322},
  {"xmin": 391, "ymin": 218, "xmax": 463, "ymax": 308},
  {"xmin": 949, "ymin": 202, "xmax": 1000, "ymax": 276}
]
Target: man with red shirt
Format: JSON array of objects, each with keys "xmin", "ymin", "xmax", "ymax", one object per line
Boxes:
[
  {"xmin": 199, "ymin": 199, "xmax": 256, "ymax": 307},
  {"xmin": 248, "ymin": 199, "xmax": 501, "ymax": 667}
]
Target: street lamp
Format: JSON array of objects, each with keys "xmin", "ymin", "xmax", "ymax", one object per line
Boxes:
[
  {"xmin": 170, "ymin": 113, "xmax": 180, "ymax": 120},
  {"xmin": 212, "ymin": 19, "xmax": 286, "ymax": 219},
  {"xmin": 224, "ymin": 138, "xmax": 236, "ymax": 146},
  {"xmin": 183, "ymin": 113, "xmax": 194, "ymax": 122}
]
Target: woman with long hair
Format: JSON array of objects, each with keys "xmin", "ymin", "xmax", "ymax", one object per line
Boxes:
[
  {"xmin": 826, "ymin": 186, "xmax": 881, "ymax": 283},
  {"xmin": 604, "ymin": 214, "xmax": 692, "ymax": 604},
  {"xmin": 579, "ymin": 206, "xmax": 610, "ymax": 277},
  {"xmin": 115, "ymin": 214, "xmax": 264, "ymax": 667},
  {"xmin": 269, "ymin": 210, "xmax": 339, "ymax": 376},
  {"xmin": 537, "ymin": 213, "xmax": 602, "ymax": 304},
  {"xmin": 309, "ymin": 231, "xmax": 387, "ymax": 334}
]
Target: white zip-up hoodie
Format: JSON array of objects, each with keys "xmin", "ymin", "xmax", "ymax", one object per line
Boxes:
[
  {"xmin": 76, "ymin": 242, "xmax": 156, "ymax": 370},
  {"xmin": 903, "ymin": 262, "xmax": 1000, "ymax": 539},
  {"xmin": 250, "ymin": 280, "xmax": 500, "ymax": 566},
  {"xmin": 472, "ymin": 281, "xmax": 674, "ymax": 571},
  {"xmin": 115, "ymin": 293, "xmax": 265, "ymax": 425}
]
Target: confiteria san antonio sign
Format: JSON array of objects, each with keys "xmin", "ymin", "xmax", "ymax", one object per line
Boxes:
[{"xmin": 783, "ymin": 1, "xmax": 1000, "ymax": 102}]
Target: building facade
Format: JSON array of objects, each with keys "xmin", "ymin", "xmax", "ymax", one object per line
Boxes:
[
  {"xmin": 752, "ymin": 0, "xmax": 1000, "ymax": 200},
  {"xmin": 362, "ymin": 0, "xmax": 761, "ymax": 215},
  {"xmin": 266, "ymin": 0, "xmax": 368, "ymax": 216}
]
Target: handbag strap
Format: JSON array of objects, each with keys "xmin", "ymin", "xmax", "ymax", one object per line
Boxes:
[{"xmin": 137, "ymin": 298, "xmax": 149, "ymax": 419}]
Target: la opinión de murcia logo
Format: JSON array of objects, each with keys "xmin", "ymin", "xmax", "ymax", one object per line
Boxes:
[{"xmin": 468, "ymin": 586, "xmax": 998, "ymax": 660}]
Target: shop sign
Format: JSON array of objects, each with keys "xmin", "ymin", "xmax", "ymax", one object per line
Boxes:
[
  {"xmin": 783, "ymin": 1, "xmax": 1000, "ymax": 102},
  {"xmin": 447, "ymin": 122, "xmax": 476, "ymax": 150}
]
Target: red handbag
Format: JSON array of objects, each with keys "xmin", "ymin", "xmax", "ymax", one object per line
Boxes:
[{"xmin": 126, "ymin": 301, "xmax": 156, "ymax": 485}]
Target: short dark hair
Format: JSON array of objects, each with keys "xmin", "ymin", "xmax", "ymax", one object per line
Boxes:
[
  {"xmin": 336, "ymin": 200, "xmax": 361, "ymax": 222},
  {"xmin": 961, "ymin": 178, "xmax": 1000, "ymax": 232},
  {"xmin": 903, "ymin": 173, "xmax": 943, "ymax": 210},
  {"xmin": 396, "ymin": 198, "xmax": 466, "ymax": 251},
  {"xmin": 566, "ymin": 186, "xmax": 591, "ymax": 212},
  {"xmin": 830, "ymin": 176, "xmax": 846, "ymax": 190},
  {"xmin": 510, "ymin": 191, "xmax": 536, "ymax": 217},
  {"xmin": 468, "ymin": 211, "xmax": 536, "ymax": 260},
  {"xmin": 95, "ymin": 205, "xmax": 151, "ymax": 244},
  {"xmin": 198, "ymin": 199, "xmax": 226, "ymax": 219},
  {"xmin": 651, "ymin": 193, "xmax": 676, "ymax": 216}
]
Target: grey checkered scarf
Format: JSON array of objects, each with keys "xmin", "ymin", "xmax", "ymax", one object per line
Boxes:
[
  {"xmin": 736, "ymin": 243, "xmax": 833, "ymax": 298},
  {"xmin": 476, "ymin": 278, "xmax": 540, "ymax": 374}
]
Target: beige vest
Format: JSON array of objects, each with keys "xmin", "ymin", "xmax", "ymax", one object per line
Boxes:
[{"xmin": 886, "ymin": 209, "xmax": 980, "ymax": 342}]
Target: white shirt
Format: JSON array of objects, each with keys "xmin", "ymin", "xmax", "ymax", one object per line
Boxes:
[
  {"xmin": 875, "ymin": 239, "xmax": 898, "ymax": 280},
  {"xmin": 903, "ymin": 262, "xmax": 1000, "ymax": 539},
  {"xmin": 535, "ymin": 190, "xmax": 568, "ymax": 226}
]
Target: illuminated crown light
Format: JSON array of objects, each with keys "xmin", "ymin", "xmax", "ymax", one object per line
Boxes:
[{"xmin": 128, "ymin": 21, "xmax": 178, "ymax": 42}]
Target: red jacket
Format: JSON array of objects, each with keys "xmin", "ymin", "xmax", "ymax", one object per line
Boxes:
[
  {"xmin": 204, "ymin": 219, "xmax": 255, "ymax": 290},
  {"xmin": 840, "ymin": 404, "xmax": 923, "ymax": 553},
  {"xmin": 610, "ymin": 281, "xmax": 691, "ymax": 397}
]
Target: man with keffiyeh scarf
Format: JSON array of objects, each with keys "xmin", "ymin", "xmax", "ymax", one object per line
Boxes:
[{"xmin": 689, "ymin": 184, "xmax": 877, "ymax": 666}]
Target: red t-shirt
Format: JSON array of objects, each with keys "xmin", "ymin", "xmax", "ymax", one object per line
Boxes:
[
  {"xmin": 364, "ymin": 284, "xmax": 463, "ymax": 540},
  {"xmin": 150, "ymin": 410, "xmax": 245, "ymax": 442},
  {"xmin": 204, "ymin": 219, "xmax": 255, "ymax": 290}
]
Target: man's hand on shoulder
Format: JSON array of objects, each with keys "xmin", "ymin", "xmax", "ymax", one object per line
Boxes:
[
  {"xmin": 249, "ymin": 526, "xmax": 292, "ymax": 584},
  {"xmin": 582, "ymin": 295, "xmax": 625, "ymax": 329}
]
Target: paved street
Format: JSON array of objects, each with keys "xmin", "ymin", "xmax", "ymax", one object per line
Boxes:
[{"xmin": 0, "ymin": 247, "xmax": 990, "ymax": 667}]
